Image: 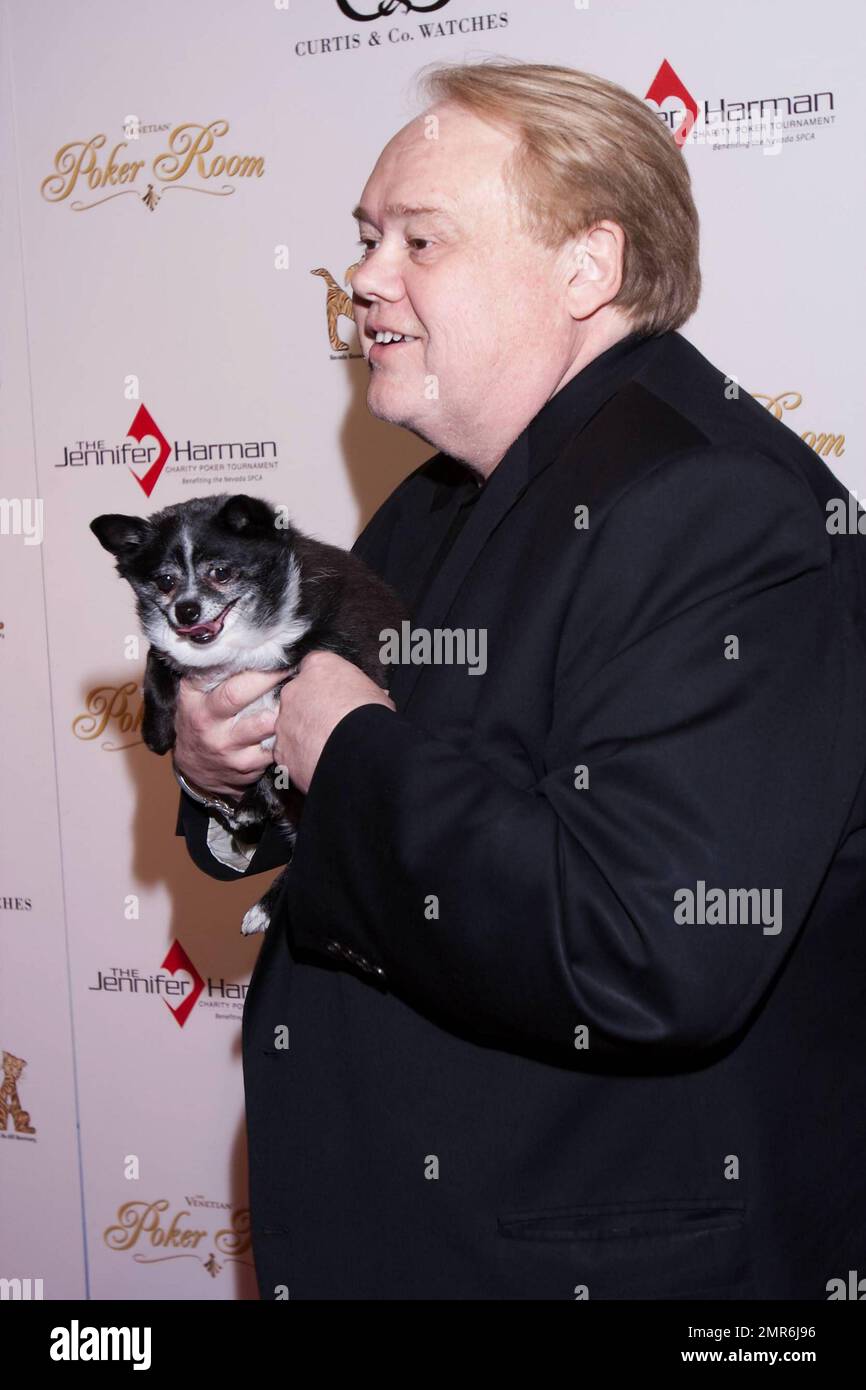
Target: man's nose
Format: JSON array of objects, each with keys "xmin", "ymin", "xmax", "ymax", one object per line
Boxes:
[
  {"xmin": 350, "ymin": 250, "xmax": 404, "ymax": 307},
  {"xmin": 175, "ymin": 600, "xmax": 200, "ymax": 625}
]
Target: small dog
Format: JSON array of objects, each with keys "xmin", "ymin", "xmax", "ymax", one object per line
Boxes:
[{"xmin": 91, "ymin": 492, "xmax": 405, "ymax": 935}]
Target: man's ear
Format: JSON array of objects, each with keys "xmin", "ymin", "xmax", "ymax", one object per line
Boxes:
[
  {"xmin": 217, "ymin": 494, "xmax": 278, "ymax": 537},
  {"xmin": 564, "ymin": 221, "xmax": 626, "ymax": 320},
  {"xmin": 90, "ymin": 513, "xmax": 152, "ymax": 557}
]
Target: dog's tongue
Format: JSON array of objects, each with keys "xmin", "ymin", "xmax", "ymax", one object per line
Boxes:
[{"xmin": 176, "ymin": 602, "xmax": 233, "ymax": 637}]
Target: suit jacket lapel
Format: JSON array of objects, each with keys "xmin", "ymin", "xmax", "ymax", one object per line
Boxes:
[
  {"xmin": 388, "ymin": 431, "xmax": 529, "ymax": 709},
  {"xmin": 377, "ymin": 455, "xmax": 479, "ymax": 617},
  {"xmin": 389, "ymin": 330, "xmax": 668, "ymax": 710}
]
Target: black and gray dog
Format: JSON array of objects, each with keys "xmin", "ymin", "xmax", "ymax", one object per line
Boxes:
[{"xmin": 91, "ymin": 492, "xmax": 404, "ymax": 935}]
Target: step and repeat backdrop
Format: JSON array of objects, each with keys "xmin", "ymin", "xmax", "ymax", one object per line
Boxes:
[{"xmin": 1, "ymin": 0, "xmax": 861, "ymax": 1300}]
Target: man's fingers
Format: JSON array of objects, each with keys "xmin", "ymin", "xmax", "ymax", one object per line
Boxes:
[
  {"xmin": 209, "ymin": 668, "xmax": 287, "ymax": 718},
  {"xmin": 231, "ymin": 744, "xmax": 277, "ymax": 778},
  {"xmin": 176, "ymin": 673, "xmax": 210, "ymax": 709},
  {"xmin": 173, "ymin": 669, "xmax": 283, "ymax": 796},
  {"xmin": 224, "ymin": 709, "xmax": 278, "ymax": 752}
]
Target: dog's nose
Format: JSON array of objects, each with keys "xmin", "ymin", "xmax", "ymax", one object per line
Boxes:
[{"xmin": 175, "ymin": 600, "xmax": 200, "ymax": 625}]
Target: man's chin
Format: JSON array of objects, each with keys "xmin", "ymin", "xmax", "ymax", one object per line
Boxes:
[
  {"xmin": 365, "ymin": 390, "xmax": 440, "ymax": 448},
  {"xmin": 366, "ymin": 384, "xmax": 416, "ymax": 430}
]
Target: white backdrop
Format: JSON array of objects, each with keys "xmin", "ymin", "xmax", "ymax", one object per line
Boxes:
[{"xmin": 1, "ymin": 0, "xmax": 861, "ymax": 1300}]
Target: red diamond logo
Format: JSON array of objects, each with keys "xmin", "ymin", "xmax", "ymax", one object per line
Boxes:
[
  {"xmin": 161, "ymin": 939, "xmax": 204, "ymax": 1028},
  {"xmin": 646, "ymin": 59, "xmax": 698, "ymax": 147},
  {"xmin": 127, "ymin": 403, "xmax": 172, "ymax": 498}
]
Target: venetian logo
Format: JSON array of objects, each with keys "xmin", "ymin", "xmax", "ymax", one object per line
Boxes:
[
  {"xmin": 73, "ymin": 682, "xmax": 143, "ymax": 751},
  {"xmin": 752, "ymin": 390, "xmax": 844, "ymax": 459},
  {"xmin": 40, "ymin": 119, "xmax": 265, "ymax": 213},
  {"xmin": 104, "ymin": 1200, "xmax": 251, "ymax": 1277}
]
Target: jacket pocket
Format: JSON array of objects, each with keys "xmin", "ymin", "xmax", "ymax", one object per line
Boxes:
[{"xmin": 496, "ymin": 1199, "xmax": 754, "ymax": 1299}]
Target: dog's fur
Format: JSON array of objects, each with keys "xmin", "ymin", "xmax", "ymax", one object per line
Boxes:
[{"xmin": 91, "ymin": 492, "xmax": 405, "ymax": 935}]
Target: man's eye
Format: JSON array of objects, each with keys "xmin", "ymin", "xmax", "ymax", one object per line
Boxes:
[
  {"xmin": 154, "ymin": 573, "xmax": 175, "ymax": 594},
  {"xmin": 210, "ymin": 565, "xmax": 233, "ymax": 582},
  {"xmin": 356, "ymin": 236, "xmax": 431, "ymax": 255}
]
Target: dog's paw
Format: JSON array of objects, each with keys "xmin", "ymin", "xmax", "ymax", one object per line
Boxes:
[{"xmin": 241, "ymin": 902, "xmax": 271, "ymax": 936}]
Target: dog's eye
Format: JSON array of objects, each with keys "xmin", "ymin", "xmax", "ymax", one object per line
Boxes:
[
  {"xmin": 209, "ymin": 565, "xmax": 233, "ymax": 582},
  {"xmin": 154, "ymin": 573, "xmax": 175, "ymax": 594}
]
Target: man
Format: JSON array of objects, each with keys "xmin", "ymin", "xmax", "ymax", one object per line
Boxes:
[{"xmin": 173, "ymin": 62, "xmax": 866, "ymax": 1299}]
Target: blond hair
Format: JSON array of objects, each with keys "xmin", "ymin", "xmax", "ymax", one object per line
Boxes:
[{"xmin": 415, "ymin": 60, "xmax": 701, "ymax": 336}]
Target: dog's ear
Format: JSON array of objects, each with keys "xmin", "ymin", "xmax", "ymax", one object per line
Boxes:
[
  {"xmin": 90, "ymin": 514, "xmax": 152, "ymax": 557},
  {"xmin": 216, "ymin": 494, "xmax": 279, "ymax": 537}
]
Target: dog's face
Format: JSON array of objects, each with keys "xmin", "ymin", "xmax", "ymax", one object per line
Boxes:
[{"xmin": 90, "ymin": 493, "xmax": 302, "ymax": 668}]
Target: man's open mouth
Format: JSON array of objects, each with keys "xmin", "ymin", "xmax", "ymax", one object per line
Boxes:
[
  {"xmin": 371, "ymin": 331, "xmax": 419, "ymax": 345},
  {"xmin": 174, "ymin": 599, "xmax": 238, "ymax": 645}
]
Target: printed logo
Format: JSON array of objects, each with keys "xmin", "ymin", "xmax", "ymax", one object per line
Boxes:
[
  {"xmin": 337, "ymin": 0, "xmax": 451, "ymax": 20},
  {"xmin": 0, "ymin": 1050, "xmax": 36, "ymax": 1138},
  {"xmin": 73, "ymin": 682, "xmax": 143, "ymax": 751},
  {"xmin": 103, "ymin": 1197, "xmax": 252, "ymax": 1280},
  {"xmin": 645, "ymin": 59, "xmax": 698, "ymax": 146},
  {"xmin": 127, "ymin": 404, "xmax": 172, "ymax": 498},
  {"xmin": 161, "ymin": 940, "xmax": 204, "ymax": 1027},
  {"xmin": 312, "ymin": 262, "xmax": 363, "ymax": 354},
  {"xmin": 751, "ymin": 390, "xmax": 844, "ymax": 460},
  {"xmin": 58, "ymin": 407, "xmax": 278, "ymax": 496},
  {"xmin": 646, "ymin": 61, "xmax": 835, "ymax": 153},
  {"xmin": 87, "ymin": 942, "xmax": 247, "ymax": 1028},
  {"xmin": 40, "ymin": 119, "xmax": 265, "ymax": 214}
]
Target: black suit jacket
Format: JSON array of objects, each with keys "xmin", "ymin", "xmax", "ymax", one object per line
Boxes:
[{"xmin": 177, "ymin": 329, "xmax": 866, "ymax": 1299}]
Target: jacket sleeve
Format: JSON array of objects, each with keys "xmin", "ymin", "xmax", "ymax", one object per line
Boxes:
[
  {"xmin": 175, "ymin": 789, "xmax": 293, "ymax": 881},
  {"xmin": 280, "ymin": 447, "xmax": 866, "ymax": 1061}
]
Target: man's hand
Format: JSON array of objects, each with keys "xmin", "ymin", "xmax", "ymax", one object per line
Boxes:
[
  {"xmin": 174, "ymin": 668, "xmax": 286, "ymax": 801},
  {"xmin": 273, "ymin": 650, "xmax": 395, "ymax": 795}
]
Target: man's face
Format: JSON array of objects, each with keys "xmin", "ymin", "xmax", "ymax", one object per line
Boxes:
[{"xmin": 350, "ymin": 103, "xmax": 581, "ymax": 472}]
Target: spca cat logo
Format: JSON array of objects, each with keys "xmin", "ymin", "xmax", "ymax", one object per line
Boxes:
[{"xmin": 0, "ymin": 1050, "xmax": 37, "ymax": 1138}]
